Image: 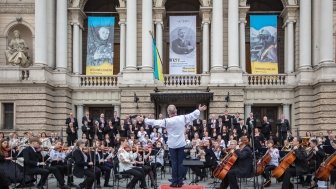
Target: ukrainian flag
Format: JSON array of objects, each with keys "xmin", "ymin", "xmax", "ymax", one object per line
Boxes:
[{"xmin": 152, "ymin": 38, "xmax": 164, "ymax": 81}]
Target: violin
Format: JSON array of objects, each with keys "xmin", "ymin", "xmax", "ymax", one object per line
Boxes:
[
  {"xmin": 315, "ymin": 151, "xmax": 336, "ymax": 181},
  {"xmin": 54, "ymin": 146, "xmax": 69, "ymax": 152}
]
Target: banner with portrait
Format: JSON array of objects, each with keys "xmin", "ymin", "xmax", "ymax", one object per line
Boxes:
[
  {"xmin": 86, "ymin": 16, "xmax": 115, "ymax": 75},
  {"xmin": 169, "ymin": 16, "xmax": 196, "ymax": 75},
  {"xmin": 250, "ymin": 15, "xmax": 278, "ymax": 74}
]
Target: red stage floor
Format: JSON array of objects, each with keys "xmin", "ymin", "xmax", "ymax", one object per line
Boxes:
[{"xmin": 160, "ymin": 184, "xmax": 205, "ymax": 189}]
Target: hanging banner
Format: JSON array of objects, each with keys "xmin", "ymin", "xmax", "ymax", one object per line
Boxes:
[
  {"xmin": 169, "ymin": 16, "xmax": 196, "ymax": 75},
  {"xmin": 250, "ymin": 15, "xmax": 278, "ymax": 74},
  {"xmin": 86, "ymin": 16, "xmax": 115, "ymax": 75}
]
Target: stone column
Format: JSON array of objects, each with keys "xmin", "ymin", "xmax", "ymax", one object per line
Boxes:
[
  {"xmin": 202, "ymin": 22, "xmax": 210, "ymax": 73},
  {"xmin": 47, "ymin": 0, "xmax": 56, "ymax": 68},
  {"xmin": 35, "ymin": 0, "xmax": 47, "ymax": 65},
  {"xmin": 155, "ymin": 22, "xmax": 163, "ymax": 60},
  {"xmin": 126, "ymin": 0, "xmax": 137, "ymax": 70},
  {"xmin": 281, "ymin": 4, "xmax": 298, "ymax": 73},
  {"xmin": 200, "ymin": 6, "xmax": 211, "ymax": 73},
  {"xmin": 56, "ymin": 0, "xmax": 68, "ymax": 70},
  {"xmin": 119, "ymin": 22, "xmax": 126, "ymax": 72},
  {"xmin": 244, "ymin": 104, "xmax": 252, "ymax": 121},
  {"xmin": 299, "ymin": 0, "xmax": 311, "ymax": 69},
  {"xmin": 211, "ymin": 0, "xmax": 223, "ymax": 70},
  {"xmin": 319, "ymin": 0, "xmax": 334, "ymax": 64},
  {"xmin": 312, "ymin": 1, "xmax": 320, "ymax": 66},
  {"xmin": 79, "ymin": 27, "xmax": 83, "ymax": 74},
  {"xmin": 114, "ymin": 105, "xmax": 120, "ymax": 116},
  {"xmin": 76, "ymin": 105, "xmax": 84, "ymax": 138},
  {"xmin": 287, "ymin": 21, "xmax": 294, "ymax": 73},
  {"xmin": 282, "ymin": 104, "xmax": 290, "ymax": 123},
  {"xmin": 239, "ymin": 4, "xmax": 249, "ymax": 72},
  {"xmin": 141, "ymin": 0, "xmax": 153, "ymax": 70},
  {"xmin": 228, "ymin": 0, "xmax": 239, "ymax": 70},
  {"xmin": 72, "ymin": 23, "xmax": 80, "ymax": 74},
  {"xmin": 116, "ymin": 7, "xmax": 126, "ymax": 73}
]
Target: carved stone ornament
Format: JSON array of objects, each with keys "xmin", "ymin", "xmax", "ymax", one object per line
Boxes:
[
  {"xmin": 70, "ymin": 0, "xmax": 88, "ymax": 9},
  {"xmin": 199, "ymin": 0, "xmax": 211, "ymax": 7},
  {"xmin": 119, "ymin": 0, "xmax": 126, "ymax": 8},
  {"xmin": 5, "ymin": 29, "xmax": 32, "ymax": 67},
  {"xmin": 282, "ymin": 0, "xmax": 298, "ymax": 6},
  {"xmin": 239, "ymin": 0, "xmax": 247, "ymax": 7},
  {"xmin": 154, "ymin": 0, "xmax": 167, "ymax": 8}
]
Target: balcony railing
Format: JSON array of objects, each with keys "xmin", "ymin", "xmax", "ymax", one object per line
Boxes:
[
  {"xmin": 163, "ymin": 74, "xmax": 202, "ymax": 86},
  {"xmin": 245, "ymin": 74, "xmax": 287, "ymax": 86},
  {"xmin": 80, "ymin": 75, "xmax": 118, "ymax": 87}
]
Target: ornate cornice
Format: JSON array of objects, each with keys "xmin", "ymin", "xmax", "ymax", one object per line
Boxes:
[{"xmin": 0, "ymin": 3, "xmax": 34, "ymax": 14}]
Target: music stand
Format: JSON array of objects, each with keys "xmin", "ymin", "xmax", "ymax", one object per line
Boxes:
[{"xmin": 182, "ymin": 160, "xmax": 204, "ymax": 185}]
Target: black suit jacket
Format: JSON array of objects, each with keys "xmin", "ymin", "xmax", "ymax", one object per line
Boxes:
[
  {"xmin": 72, "ymin": 148, "xmax": 89, "ymax": 178},
  {"xmin": 22, "ymin": 146, "xmax": 42, "ymax": 171},
  {"xmin": 66, "ymin": 117, "xmax": 78, "ymax": 129},
  {"xmin": 111, "ymin": 116, "xmax": 120, "ymax": 127},
  {"xmin": 277, "ymin": 119, "xmax": 290, "ymax": 133},
  {"xmin": 246, "ymin": 117, "xmax": 256, "ymax": 135},
  {"xmin": 293, "ymin": 146, "xmax": 309, "ymax": 174},
  {"xmin": 232, "ymin": 145, "xmax": 253, "ymax": 177},
  {"xmin": 82, "ymin": 115, "xmax": 93, "ymax": 127}
]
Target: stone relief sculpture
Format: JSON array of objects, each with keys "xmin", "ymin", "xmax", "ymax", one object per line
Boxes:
[
  {"xmin": 119, "ymin": 0, "xmax": 126, "ymax": 8},
  {"xmin": 199, "ymin": 0, "xmax": 211, "ymax": 7},
  {"xmin": 5, "ymin": 30, "xmax": 31, "ymax": 67}
]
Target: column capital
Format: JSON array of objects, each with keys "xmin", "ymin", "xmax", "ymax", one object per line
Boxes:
[
  {"xmin": 280, "ymin": 4, "xmax": 298, "ymax": 23},
  {"xmin": 153, "ymin": 7, "xmax": 166, "ymax": 22},
  {"xmin": 116, "ymin": 7, "xmax": 127, "ymax": 23},
  {"xmin": 200, "ymin": 6, "xmax": 212, "ymax": 24},
  {"xmin": 69, "ymin": 8, "xmax": 86, "ymax": 29},
  {"xmin": 239, "ymin": 5, "xmax": 250, "ymax": 22}
]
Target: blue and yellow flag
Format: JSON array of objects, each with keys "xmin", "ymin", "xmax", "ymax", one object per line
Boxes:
[{"xmin": 152, "ymin": 38, "xmax": 164, "ymax": 81}]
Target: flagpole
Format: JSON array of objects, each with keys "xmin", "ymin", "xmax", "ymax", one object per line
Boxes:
[{"xmin": 149, "ymin": 31, "xmax": 164, "ymax": 65}]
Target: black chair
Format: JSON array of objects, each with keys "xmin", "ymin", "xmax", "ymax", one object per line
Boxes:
[{"xmin": 112, "ymin": 163, "xmax": 133, "ymax": 188}]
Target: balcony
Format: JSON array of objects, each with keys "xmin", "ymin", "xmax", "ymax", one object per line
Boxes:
[
  {"xmin": 163, "ymin": 74, "xmax": 202, "ymax": 86},
  {"xmin": 79, "ymin": 75, "xmax": 118, "ymax": 87},
  {"xmin": 244, "ymin": 74, "xmax": 287, "ymax": 86}
]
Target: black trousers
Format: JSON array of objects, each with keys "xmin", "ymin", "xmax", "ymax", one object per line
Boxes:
[
  {"xmin": 79, "ymin": 167, "xmax": 101, "ymax": 189},
  {"xmin": 281, "ymin": 167, "xmax": 297, "ymax": 189},
  {"xmin": 262, "ymin": 165, "xmax": 276, "ymax": 180},
  {"xmin": 331, "ymin": 168, "xmax": 336, "ymax": 185},
  {"xmin": 26, "ymin": 167, "xmax": 50, "ymax": 187},
  {"xmin": 122, "ymin": 167, "xmax": 147, "ymax": 189},
  {"xmin": 47, "ymin": 166, "xmax": 66, "ymax": 186},
  {"xmin": 97, "ymin": 164, "xmax": 111, "ymax": 185},
  {"xmin": 50, "ymin": 162, "xmax": 73, "ymax": 185},
  {"xmin": 220, "ymin": 169, "xmax": 240, "ymax": 189}
]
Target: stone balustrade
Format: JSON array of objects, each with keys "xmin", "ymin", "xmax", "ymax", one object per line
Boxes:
[
  {"xmin": 163, "ymin": 74, "xmax": 202, "ymax": 86},
  {"xmin": 245, "ymin": 74, "xmax": 287, "ymax": 86},
  {"xmin": 80, "ymin": 75, "xmax": 118, "ymax": 87}
]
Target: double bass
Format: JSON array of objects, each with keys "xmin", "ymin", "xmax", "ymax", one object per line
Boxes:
[
  {"xmin": 256, "ymin": 151, "xmax": 271, "ymax": 175},
  {"xmin": 315, "ymin": 151, "xmax": 336, "ymax": 181},
  {"xmin": 272, "ymin": 150, "xmax": 296, "ymax": 178},
  {"xmin": 213, "ymin": 149, "xmax": 238, "ymax": 180}
]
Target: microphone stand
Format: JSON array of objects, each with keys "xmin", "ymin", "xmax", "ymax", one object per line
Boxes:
[
  {"xmin": 93, "ymin": 124, "xmax": 98, "ymax": 189},
  {"xmin": 250, "ymin": 120, "xmax": 260, "ymax": 189}
]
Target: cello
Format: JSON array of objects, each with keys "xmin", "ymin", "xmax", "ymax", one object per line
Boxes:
[
  {"xmin": 256, "ymin": 150, "xmax": 271, "ymax": 175},
  {"xmin": 213, "ymin": 149, "xmax": 238, "ymax": 180},
  {"xmin": 272, "ymin": 149, "xmax": 296, "ymax": 178},
  {"xmin": 315, "ymin": 151, "xmax": 336, "ymax": 181}
]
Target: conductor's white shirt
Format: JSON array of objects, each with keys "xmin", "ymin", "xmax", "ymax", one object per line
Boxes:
[{"xmin": 144, "ymin": 109, "xmax": 200, "ymax": 149}]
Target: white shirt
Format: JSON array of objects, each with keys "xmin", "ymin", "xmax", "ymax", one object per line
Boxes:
[
  {"xmin": 268, "ymin": 148, "xmax": 280, "ymax": 166},
  {"xmin": 145, "ymin": 109, "xmax": 200, "ymax": 149},
  {"xmin": 118, "ymin": 148, "xmax": 137, "ymax": 172}
]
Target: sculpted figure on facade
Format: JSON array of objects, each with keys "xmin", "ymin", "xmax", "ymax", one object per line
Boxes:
[
  {"xmin": 199, "ymin": 0, "xmax": 211, "ymax": 7},
  {"xmin": 5, "ymin": 30, "xmax": 31, "ymax": 67}
]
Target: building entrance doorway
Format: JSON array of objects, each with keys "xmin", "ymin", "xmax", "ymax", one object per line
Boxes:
[
  {"xmin": 89, "ymin": 107, "xmax": 114, "ymax": 122},
  {"xmin": 252, "ymin": 106, "xmax": 279, "ymax": 135}
]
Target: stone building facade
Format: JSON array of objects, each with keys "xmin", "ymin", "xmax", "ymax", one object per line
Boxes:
[{"xmin": 0, "ymin": 0, "xmax": 335, "ymax": 137}]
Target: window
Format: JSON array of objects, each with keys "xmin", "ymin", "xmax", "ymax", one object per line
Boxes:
[{"xmin": 2, "ymin": 103, "xmax": 14, "ymax": 129}]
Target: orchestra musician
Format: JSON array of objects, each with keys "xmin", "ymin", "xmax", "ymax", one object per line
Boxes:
[
  {"xmin": 280, "ymin": 137, "xmax": 309, "ymax": 189},
  {"xmin": 72, "ymin": 139, "xmax": 98, "ymax": 189},
  {"xmin": 330, "ymin": 138, "xmax": 336, "ymax": 189},
  {"xmin": 23, "ymin": 137, "xmax": 71, "ymax": 189},
  {"xmin": 49, "ymin": 140, "xmax": 76, "ymax": 187},
  {"xmin": 117, "ymin": 142, "xmax": 148, "ymax": 189},
  {"xmin": 218, "ymin": 136, "xmax": 253, "ymax": 189},
  {"xmin": 262, "ymin": 140, "xmax": 279, "ymax": 187},
  {"xmin": 303, "ymin": 139, "xmax": 326, "ymax": 188},
  {"xmin": 66, "ymin": 122, "xmax": 77, "ymax": 146}
]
